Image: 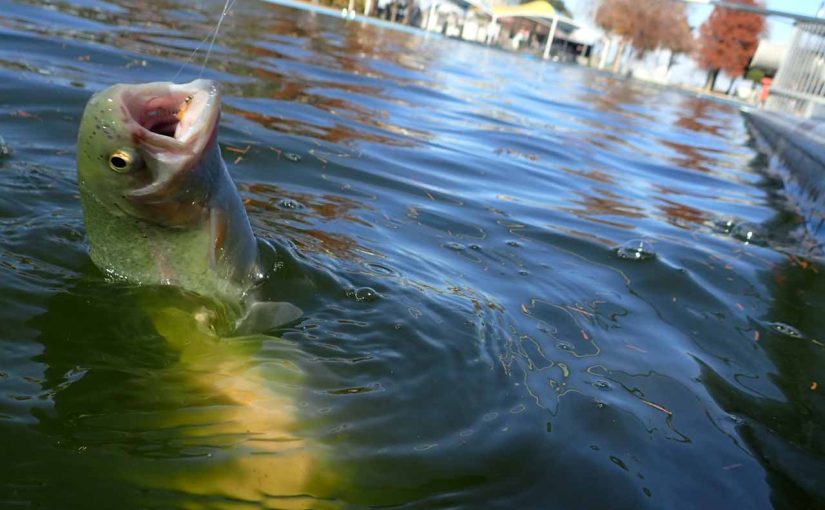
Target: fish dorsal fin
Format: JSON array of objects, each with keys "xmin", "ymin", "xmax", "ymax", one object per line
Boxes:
[{"xmin": 234, "ymin": 301, "xmax": 303, "ymax": 335}]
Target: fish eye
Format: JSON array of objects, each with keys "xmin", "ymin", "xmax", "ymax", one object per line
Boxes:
[{"xmin": 108, "ymin": 149, "xmax": 138, "ymax": 173}]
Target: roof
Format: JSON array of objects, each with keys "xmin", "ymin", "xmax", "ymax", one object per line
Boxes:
[
  {"xmin": 491, "ymin": 0, "xmax": 579, "ymax": 31},
  {"xmin": 492, "ymin": 0, "xmax": 557, "ymax": 18}
]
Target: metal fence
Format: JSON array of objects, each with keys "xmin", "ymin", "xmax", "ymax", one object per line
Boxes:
[{"xmin": 767, "ymin": 20, "xmax": 825, "ymax": 117}]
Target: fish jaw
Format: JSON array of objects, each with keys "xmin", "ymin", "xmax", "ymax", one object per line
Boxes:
[{"xmin": 120, "ymin": 79, "xmax": 222, "ymax": 204}]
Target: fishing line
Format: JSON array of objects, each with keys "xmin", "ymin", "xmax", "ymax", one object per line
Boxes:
[
  {"xmin": 200, "ymin": 0, "xmax": 236, "ymax": 77},
  {"xmin": 171, "ymin": 0, "xmax": 236, "ymax": 81}
]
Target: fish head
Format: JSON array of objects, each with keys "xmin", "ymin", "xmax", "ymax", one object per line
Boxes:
[{"xmin": 76, "ymin": 79, "xmax": 222, "ymax": 226}]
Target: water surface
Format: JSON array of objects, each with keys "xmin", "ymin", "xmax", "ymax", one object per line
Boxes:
[{"xmin": 2, "ymin": 1, "xmax": 824, "ymax": 508}]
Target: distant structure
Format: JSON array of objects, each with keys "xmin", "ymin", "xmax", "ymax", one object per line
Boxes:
[
  {"xmin": 420, "ymin": 0, "xmax": 595, "ymax": 62},
  {"xmin": 684, "ymin": 0, "xmax": 825, "ymax": 117},
  {"xmin": 750, "ymin": 40, "xmax": 788, "ymax": 75},
  {"xmin": 766, "ymin": 17, "xmax": 825, "ymax": 117}
]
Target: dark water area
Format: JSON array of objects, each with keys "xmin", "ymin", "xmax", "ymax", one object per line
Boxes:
[{"xmin": 2, "ymin": 1, "xmax": 825, "ymax": 508}]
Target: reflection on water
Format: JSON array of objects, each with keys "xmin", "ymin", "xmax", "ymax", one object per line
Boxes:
[
  {"xmin": 1, "ymin": 0, "xmax": 825, "ymax": 508},
  {"xmin": 701, "ymin": 257, "xmax": 825, "ymax": 509}
]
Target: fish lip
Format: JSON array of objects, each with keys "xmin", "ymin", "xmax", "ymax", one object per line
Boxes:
[{"xmin": 120, "ymin": 79, "xmax": 221, "ymax": 199}]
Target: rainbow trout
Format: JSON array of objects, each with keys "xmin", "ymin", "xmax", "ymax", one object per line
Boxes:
[
  {"xmin": 75, "ymin": 81, "xmax": 323, "ymax": 501},
  {"xmin": 76, "ymin": 79, "xmax": 299, "ymax": 329}
]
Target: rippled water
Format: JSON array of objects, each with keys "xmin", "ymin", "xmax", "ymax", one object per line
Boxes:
[{"xmin": 2, "ymin": 1, "xmax": 825, "ymax": 508}]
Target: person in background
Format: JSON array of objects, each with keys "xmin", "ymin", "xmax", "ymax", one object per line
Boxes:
[{"xmin": 760, "ymin": 76, "xmax": 772, "ymax": 107}]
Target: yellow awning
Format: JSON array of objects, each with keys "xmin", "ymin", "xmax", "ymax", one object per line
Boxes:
[{"xmin": 492, "ymin": 1, "xmax": 557, "ymax": 19}]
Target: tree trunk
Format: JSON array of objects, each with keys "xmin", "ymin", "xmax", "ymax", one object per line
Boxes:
[
  {"xmin": 390, "ymin": 2, "xmax": 398, "ymax": 22},
  {"xmin": 726, "ymin": 76, "xmax": 737, "ymax": 95},
  {"xmin": 704, "ymin": 69, "xmax": 719, "ymax": 91},
  {"xmin": 611, "ymin": 39, "xmax": 627, "ymax": 73},
  {"xmin": 667, "ymin": 51, "xmax": 678, "ymax": 72}
]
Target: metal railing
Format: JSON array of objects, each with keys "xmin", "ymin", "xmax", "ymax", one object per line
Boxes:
[{"xmin": 767, "ymin": 21, "xmax": 825, "ymax": 117}]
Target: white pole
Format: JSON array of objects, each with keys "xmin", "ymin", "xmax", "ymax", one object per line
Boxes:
[
  {"xmin": 543, "ymin": 16, "xmax": 558, "ymax": 59},
  {"xmin": 364, "ymin": 0, "xmax": 372, "ymax": 15},
  {"xmin": 428, "ymin": 0, "xmax": 438, "ymax": 31}
]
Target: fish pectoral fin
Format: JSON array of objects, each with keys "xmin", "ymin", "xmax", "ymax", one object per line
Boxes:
[{"xmin": 234, "ymin": 301, "xmax": 303, "ymax": 335}]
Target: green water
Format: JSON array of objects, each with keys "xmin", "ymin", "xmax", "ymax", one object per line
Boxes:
[{"xmin": 1, "ymin": 0, "xmax": 824, "ymax": 508}]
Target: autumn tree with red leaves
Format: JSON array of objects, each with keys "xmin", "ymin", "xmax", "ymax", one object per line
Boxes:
[
  {"xmin": 595, "ymin": 0, "xmax": 693, "ymax": 72},
  {"xmin": 696, "ymin": 0, "xmax": 766, "ymax": 91},
  {"xmin": 664, "ymin": 6, "xmax": 695, "ymax": 70}
]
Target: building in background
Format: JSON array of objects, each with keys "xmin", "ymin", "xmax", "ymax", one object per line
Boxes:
[
  {"xmin": 764, "ymin": 18, "xmax": 825, "ymax": 117},
  {"xmin": 418, "ymin": 0, "xmax": 595, "ymax": 62}
]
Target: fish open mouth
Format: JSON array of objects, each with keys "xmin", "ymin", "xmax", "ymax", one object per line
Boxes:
[
  {"xmin": 118, "ymin": 79, "xmax": 221, "ymax": 201},
  {"xmin": 121, "ymin": 79, "xmax": 220, "ymax": 149}
]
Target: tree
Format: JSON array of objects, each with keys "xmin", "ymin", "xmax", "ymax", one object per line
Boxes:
[
  {"xmin": 594, "ymin": 0, "xmax": 694, "ymax": 72},
  {"xmin": 661, "ymin": 4, "xmax": 694, "ymax": 70},
  {"xmin": 595, "ymin": 0, "xmax": 634, "ymax": 71},
  {"xmin": 696, "ymin": 0, "xmax": 766, "ymax": 91}
]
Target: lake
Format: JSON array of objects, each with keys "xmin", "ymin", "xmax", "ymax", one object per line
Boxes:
[{"xmin": 1, "ymin": 1, "xmax": 824, "ymax": 508}]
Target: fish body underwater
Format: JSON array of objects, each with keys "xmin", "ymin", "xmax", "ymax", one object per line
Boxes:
[{"xmin": 75, "ymin": 80, "xmax": 326, "ymax": 505}]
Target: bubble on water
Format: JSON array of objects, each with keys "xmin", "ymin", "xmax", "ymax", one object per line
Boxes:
[
  {"xmin": 593, "ymin": 380, "xmax": 611, "ymax": 391},
  {"xmin": 595, "ymin": 400, "xmax": 607, "ymax": 409},
  {"xmin": 364, "ymin": 262, "xmax": 400, "ymax": 277},
  {"xmin": 284, "ymin": 152, "xmax": 302, "ymax": 162},
  {"xmin": 615, "ymin": 239, "xmax": 656, "ymax": 261},
  {"xmin": 328, "ymin": 386, "xmax": 372, "ymax": 395},
  {"xmin": 768, "ymin": 322, "xmax": 804, "ymax": 338},
  {"xmin": 725, "ymin": 414, "xmax": 744, "ymax": 426},
  {"xmin": 556, "ymin": 341, "xmax": 575, "ymax": 351},
  {"xmin": 278, "ymin": 198, "xmax": 304, "ymax": 210},
  {"xmin": 444, "ymin": 241, "xmax": 465, "ymax": 251},
  {"xmin": 610, "ymin": 456, "xmax": 628, "ymax": 470},
  {"xmin": 346, "ymin": 287, "xmax": 380, "ymax": 302},
  {"xmin": 711, "ymin": 218, "xmax": 737, "ymax": 234},
  {"xmin": 506, "ymin": 240, "xmax": 521, "ymax": 248},
  {"xmin": 518, "ymin": 269, "xmax": 530, "ymax": 276},
  {"xmin": 0, "ymin": 136, "xmax": 11, "ymax": 158},
  {"xmin": 731, "ymin": 222, "xmax": 764, "ymax": 244},
  {"xmin": 711, "ymin": 218, "xmax": 766, "ymax": 245},
  {"xmin": 468, "ymin": 244, "xmax": 482, "ymax": 251},
  {"xmin": 482, "ymin": 412, "xmax": 498, "ymax": 422}
]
